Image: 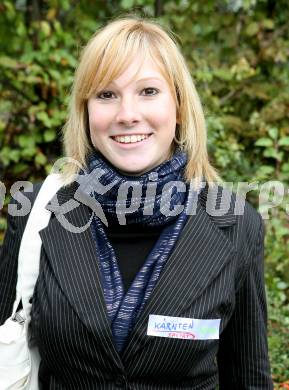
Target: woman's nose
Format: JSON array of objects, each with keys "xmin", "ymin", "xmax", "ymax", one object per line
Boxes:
[{"xmin": 115, "ymin": 98, "xmax": 142, "ymax": 126}]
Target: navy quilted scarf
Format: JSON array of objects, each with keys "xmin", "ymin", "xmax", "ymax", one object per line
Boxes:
[{"xmin": 86, "ymin": 150, "xmax": 191, "ymax": 353}]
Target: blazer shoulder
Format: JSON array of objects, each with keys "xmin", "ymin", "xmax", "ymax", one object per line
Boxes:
[
  {"xmin": 15, "ymin": 181, "xmax": 43, "ymax": 202},
  {"xmin": 199, "ymin": 182, "xmax": 262, "ymax": 224},
  {"xmin": 198, "ymin": 183, "xmax": 238, "ymax": 228},
  {"xmin": 199, "ymin": 183, "xmax": 263, "ymax": 249},
  {"xmin": 5, "ymin": 181, "xmax": 44, "ymax": 238},
  {"xmin": 241, "ymin": 198, "xmax": 264, "ymax": 252}
]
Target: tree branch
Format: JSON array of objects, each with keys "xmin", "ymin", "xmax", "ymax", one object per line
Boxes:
[{"xmin": 154, "ymin": 0, "xmax": 163, "ymax": 17}]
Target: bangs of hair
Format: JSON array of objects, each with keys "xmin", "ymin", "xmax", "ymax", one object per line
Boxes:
[{"xmin": 76, "ymin": 18, "xmax": 179, "ymax": 105}]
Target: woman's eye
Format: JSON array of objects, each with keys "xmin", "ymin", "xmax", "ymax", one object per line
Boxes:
[
  {"xmin": 142, "ymin": 87, "xmax": 159, "ymax": 96},
  {"xmin": 96, "ymin": 91, "xmax": 115, "ymax": 99}
]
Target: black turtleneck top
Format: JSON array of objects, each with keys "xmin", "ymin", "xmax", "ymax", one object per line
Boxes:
[{"xmin": 104, "ymin": 223, "xmax": 163, "ymax": 293}]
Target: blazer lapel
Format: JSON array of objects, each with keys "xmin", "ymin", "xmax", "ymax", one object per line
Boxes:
[
  {"xmin": 39, "ymin": 184, "xmax": 124, "ymax": 371},
  {"xmin": 122, "ymin": 198, "xmax": 237, "ymax": 363}
]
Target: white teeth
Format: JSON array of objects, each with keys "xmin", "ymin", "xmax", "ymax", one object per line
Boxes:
[{"xmin": 113, "ymin": 134, "xmax": 149, "ymax": 143}]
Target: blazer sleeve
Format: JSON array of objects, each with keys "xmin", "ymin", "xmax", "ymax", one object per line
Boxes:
[
  {"xmin": 217, "ymin": 213, "xmax": 274, "ymax": 389},
  {"xmin": 0, "ymin": 184, "xmax": 42, "ymax": 325}
]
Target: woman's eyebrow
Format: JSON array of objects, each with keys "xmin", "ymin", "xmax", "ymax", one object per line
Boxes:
[
  {"xmin": 108, "ymin": 77, "xmax": 165, "ymax": 87},
  {"xmin": 135, "ymin": 77, "xmax": 164, "ymax": 83}
]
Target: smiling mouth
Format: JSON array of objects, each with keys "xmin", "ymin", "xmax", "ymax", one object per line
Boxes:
[{"xmin": 111, "ymin": 134, "xmax": 152, "ymax": 144}]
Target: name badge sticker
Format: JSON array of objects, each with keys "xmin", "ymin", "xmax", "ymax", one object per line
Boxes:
[{"xmin": 147, "ymin": 314, "xmax": 221, "ymax": 340}]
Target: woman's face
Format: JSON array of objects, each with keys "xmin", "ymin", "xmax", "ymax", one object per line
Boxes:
[{"xmin": 87, "ymin": 56, "xmax": 177, "ymax": 175}]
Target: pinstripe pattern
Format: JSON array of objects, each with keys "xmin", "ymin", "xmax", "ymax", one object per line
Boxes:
[{"xmin": 0, "ymin": 183, "xmax": 273, "ymax": 389}]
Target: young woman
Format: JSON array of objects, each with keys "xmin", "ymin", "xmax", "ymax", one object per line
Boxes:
[{"xmin": 0, "ymin": 16, "xmax": 273, "ymax": 389}]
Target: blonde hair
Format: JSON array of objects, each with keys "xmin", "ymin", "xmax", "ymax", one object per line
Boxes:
[{"xmin": 61, "ymin": 15, "xmax": 220, "ymax": 184}]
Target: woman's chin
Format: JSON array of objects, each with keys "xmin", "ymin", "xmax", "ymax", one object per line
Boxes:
[
  {"xmin": 116, "ymin": 166, "xmax": 149, "ymax": 177},
  {"xmin": 114, "ymin": 161, "xmax": 154, "ymax": 177}
]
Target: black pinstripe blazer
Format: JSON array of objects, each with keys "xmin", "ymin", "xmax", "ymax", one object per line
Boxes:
[{"xmin": 0, "ymin": 182, "xmax": 273, "ymax": 389}]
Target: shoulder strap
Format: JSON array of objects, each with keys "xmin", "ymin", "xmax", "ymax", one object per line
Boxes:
[{"xmin": 12, "ymin": 174, "xmax": 64, "ymax": 321}]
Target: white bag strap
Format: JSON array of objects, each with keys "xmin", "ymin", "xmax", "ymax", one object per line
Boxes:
[{"xmin": 12, "ymin": 174, "xmax": 64, "ymax": 320}]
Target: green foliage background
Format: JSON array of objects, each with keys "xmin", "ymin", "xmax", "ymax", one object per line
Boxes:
[{"xmin": 0, "ymin": 0, "xmax": 288, "ymax": 386}]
